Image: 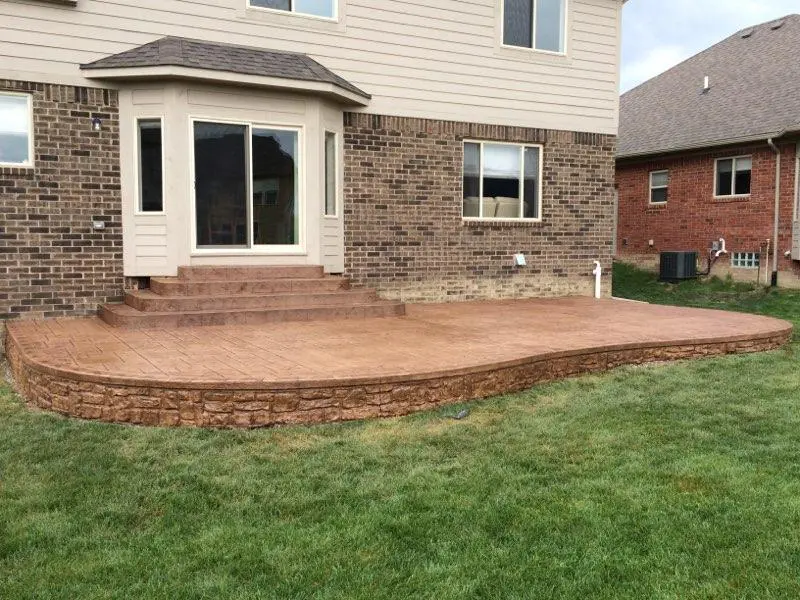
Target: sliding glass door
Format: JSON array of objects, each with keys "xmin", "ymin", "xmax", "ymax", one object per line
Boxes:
[
  {"xmin": 193, "ymin": 120, "xmax": 299, "ymax": 250},
  {"xmin": 194, "ymin": 122, "xmax": 249, "ymax": 248},
  {"xmin": 252, "ymin": 128, "xmax": 298, "ymax": 246}
]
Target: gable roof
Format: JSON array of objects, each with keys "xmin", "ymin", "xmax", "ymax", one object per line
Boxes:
[
  {"xmin": 81, "ymin": 36, "xmax": 370, "ymax": 102},
  {"xmin": 618, "ymin": 14, "xmax": 800, "ymax": 159}
]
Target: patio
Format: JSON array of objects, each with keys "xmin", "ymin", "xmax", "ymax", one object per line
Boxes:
[{"xmin": 6, "ymin": 297, "xmax": 792, "ymax": 428}]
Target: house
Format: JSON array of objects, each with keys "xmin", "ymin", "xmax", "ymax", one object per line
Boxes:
[
  {"xmin": 616, "ymin": 14, "xmax": 800, "ymax": 286},
  {"xmin": 0, "ymin": 0, "xmax": 623, "ymax": 330}
]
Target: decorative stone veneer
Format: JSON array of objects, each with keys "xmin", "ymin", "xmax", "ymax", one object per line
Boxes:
[
  {"xmin": 343, "ymin": 113, "xmax": 617, "ymax": 302},
  {"xmin": 7, "ymin": 329, "xmax": 790, "ymax": 429},
  {"xmin": 0, "ymin": 80, "xmax": 123, "ymax": 322}
]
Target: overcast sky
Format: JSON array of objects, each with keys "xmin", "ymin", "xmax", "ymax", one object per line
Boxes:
[{"xmin": 621, "ymin": 0, "xmax": 799, "ymax": 93}]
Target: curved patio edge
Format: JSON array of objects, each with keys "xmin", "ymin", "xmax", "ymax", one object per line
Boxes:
[{"xmin": 5, "ymin": 319, "xmax": 792, "ymax": 429}]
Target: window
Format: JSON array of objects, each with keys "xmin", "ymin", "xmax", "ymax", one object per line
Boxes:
[
  {"xmin": 324, "ymin": 131, "xmax": 337, "ymax": 216},
  {"xmin": 0, "ymin": 92, "xmax": 32, "ymax": 167},
  {"xmin": 715, "ymin": 156, "xmax": 751, "ymax": 197},
  {"xmin": 649, "ymin": 170, "xmax": 668, "ymax": 204},
  {"xmin": 731, "ymin": 252, "xmax": 759, "ymax": 269},
  {"xmin": 503, "ymin": 0, "xmax": 567, "ymax": 53},
  {"xmin": 463, "ymin": 141, "xmax": 541, "ymax": 220},
  {"xmin": 137, "ymin": 119, "xmax": 164, "ymax": 212},
  {"xmin": 248, "ymin": 0, "xmax": 335, "ymax": 19}
]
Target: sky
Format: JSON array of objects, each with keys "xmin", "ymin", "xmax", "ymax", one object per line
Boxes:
[{"xmin": 621, "ymin": 0, "xmax": 799, "ymax": 93}]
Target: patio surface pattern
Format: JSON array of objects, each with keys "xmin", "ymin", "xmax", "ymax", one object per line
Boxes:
[{"xmin": 6, "ymin": 297, "xmax": 792, "ymax": 428}]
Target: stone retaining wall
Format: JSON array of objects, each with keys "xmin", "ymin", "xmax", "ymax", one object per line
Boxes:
[{"xmin": 7, "ymin": 331, "xmax": 790, "ymax": 428}]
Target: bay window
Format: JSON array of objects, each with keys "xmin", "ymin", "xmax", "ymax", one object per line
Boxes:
[
  {"xmin": 463, "ymin": 141, "xmax": 542, "ymax": 221},
  {"xmin": 137, "ymin": 119, "xmax": 164, "ymax": 212},
  {"xmin": 324, "ymin": 131, "xmax": 337, "ymax": 216}
]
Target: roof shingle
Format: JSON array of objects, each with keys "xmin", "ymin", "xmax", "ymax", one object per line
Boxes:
[
  {"xmin": 81, "ymin": 36, "xmax": 369, "ymax": 100},
  {"xmin": 618, "ymin": 14, "xmax": 800, "ymax": 158}
]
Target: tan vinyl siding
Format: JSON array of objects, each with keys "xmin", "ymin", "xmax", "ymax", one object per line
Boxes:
[{"xmin": 0, "ymin": 0, "xmax": 622, "ymax": 133}]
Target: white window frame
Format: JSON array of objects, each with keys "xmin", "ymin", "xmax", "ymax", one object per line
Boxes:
[
  {"xmin": 714, "ymin": 155, "xmax": 752, "ymax": 198},
  {"xmin": 246, "ymin": 0, "xmax": 338, "ymax": 22},
  {"xmin": 134, "ymin": 116, "xmax": 166, "ymax": 215},
  {"xmin": 500, "ymin": 0, "xmax": 569, "ymax": 56},
  {"xmin": 188, "ymin": 116, "xmax": 306, "ymax": 256},
  {"xmin": 0, "ymin": 91, "xmax": 34, "ymax": 168},
  {"xmin": 649, "ymin": 170, "xmax": 668, "ymax": 205},
  {"xmin": 323, "ymin": 130, "xmax": 339, "ymax": 218},
  {"xmin": 731, "ymin": 252, "xmax": 760, "ymax": 269},
  {"xmin": 462, "ymin": 140, "xmax": 544, "ymax": 223}
]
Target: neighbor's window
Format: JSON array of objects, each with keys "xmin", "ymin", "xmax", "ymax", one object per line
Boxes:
[
  {"xmin": 649, "ymin": 170, "xmax": 668, "ymax": 204},
  {"xmin": 137, "ymin": 119, "xmax": 164, "ymax": 212},
  {"xmin": 731, "ymin": 252, "xmax": 759, "ymax": 269},
  {"xmin": 715, "ymin": 156, "xmax": 751, "ymax": 197},
  {"xmin": 503, "ymin": 0, "xmax": 567, "ymax": 53},
  {"xmin": 463, "ymin": 141, "xmax": 541, "ymax": 220},
  {"xmin": 0, "ymin": 92, "xmax": 32, "ymax": 167},
  {"xmin": 249, "ymin": 0, "xmax": 335, "ymax": 19},
  {"xmin": 324, "ymin": 131, "xmax": 337, "ymax": 216}
]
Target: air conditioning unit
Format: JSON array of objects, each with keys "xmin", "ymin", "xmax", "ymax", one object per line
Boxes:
[
  {"xmin": 792, "ymin": 221, "xmax": 800, "ymax": 260},
  {"xmin": 659, "ymin": 251, "xmax": 698, "ymax": 282}
]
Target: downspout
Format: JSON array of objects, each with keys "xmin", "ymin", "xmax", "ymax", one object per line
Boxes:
[{"xmin": 768, "ymin": 138, "xmax": 781, "ymax": 287}]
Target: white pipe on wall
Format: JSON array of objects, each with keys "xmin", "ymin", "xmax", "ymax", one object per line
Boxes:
[{"xmin": 592, "ymin": 261, "xmax": 602, "ymax": 299}]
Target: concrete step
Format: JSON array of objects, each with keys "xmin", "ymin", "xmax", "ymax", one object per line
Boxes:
[
  {"xmin": 177, "ymin": 265, "xmax": 325, "ymax": 281},
  {"xmin": 99, "ymin": 301, "xmax": 406, "ymax": 329},
  {"xmin": 150, "ymin": 276, "xmax": 350, "ymax": 297},
  {"xmin": 125, "ymin": 289, "xmax": 378, "ymax": 313}
]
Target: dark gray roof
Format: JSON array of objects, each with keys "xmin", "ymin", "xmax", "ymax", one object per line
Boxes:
[
  {"xmin": 618, "ymin": 14, "xmax": 800, "ymax": 159},
  {"xmin": 81, "ymin": 36, "xmax": 369, "ymax": 100}
]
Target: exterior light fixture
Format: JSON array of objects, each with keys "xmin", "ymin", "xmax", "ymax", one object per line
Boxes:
[{"xmin": 91, "ymin": 117, "xmax": 102, "ymax": 131}]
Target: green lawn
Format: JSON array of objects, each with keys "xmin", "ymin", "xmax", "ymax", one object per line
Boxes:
[{"xmin": 2, "ymin": 264, "xmax": 800, "ymax": 599}]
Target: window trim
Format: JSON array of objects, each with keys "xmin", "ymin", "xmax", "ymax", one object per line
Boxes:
[
  {"xmin": 134, "ymin": 116, "xmax": 166, "ymax": 215},
  {"xmin": 462, "ymin": 139, "xmax": 544, "ymax": 223},
  {"xmin": 499, "ymin": 0, "xmax": 569, "ymax": 56},
  {"xmin": 0, "ymin": 91, "xmax": 34, "ymax": 169},
  {"xmin": 323, "ymin": 130, "xmax": 339, "ymax": 219},
  {"xmin": 714, "ymin": 155, "xmax": 752, "ymax": 199},
  {"xmin": 731, "ymin": 252, "xmax": 760, "ymax": 269},
  {"xmin": 246, "ymin": 0, "xmax": 338, "ymax": 22},
  {"xmin": 649, "ymin": 169, "xmax": 668, "ymax": 205},
  {"xmin": 188, "ymin": 115, "xmax": 306, "ymax": 256}
]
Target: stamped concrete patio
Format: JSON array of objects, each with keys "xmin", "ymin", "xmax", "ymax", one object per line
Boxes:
[{"xmin": 6, "ymin": 297, "xmax": 792, "ymax": 428}]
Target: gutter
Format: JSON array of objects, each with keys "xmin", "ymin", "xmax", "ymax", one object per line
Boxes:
[
  {"xmin": 767, "ymin": 138, "xmax": 781, "ymax": 287},
  {"xmin": 617, "ymin": 128, "xmax": 797, "ymax": 162}
]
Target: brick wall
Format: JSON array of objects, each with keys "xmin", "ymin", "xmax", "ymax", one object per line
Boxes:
[
  {"xmin": 0, "ymin": 80, "xmax": 124, "ymax": 322},
  {"xmin": 616, "ymin": 141, "xmax": 800, "ymax": 284},
  {"xmin": 343, "ymin": 113, "xmax": 617, "ymax": 302}
]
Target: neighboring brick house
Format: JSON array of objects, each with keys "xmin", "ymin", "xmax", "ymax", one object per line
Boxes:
[
  {"xmin": 1, "ymin": 0, "xmax": 625, "ymax": 328},
  {"xmin": 616, "ymin": 14, "xmax": 800, "ymax": 286}
]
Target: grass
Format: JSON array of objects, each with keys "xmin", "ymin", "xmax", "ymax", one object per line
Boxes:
[
  {"xmin": 612, "ymin": 261, "xmax": 800, "ymax": 326},
  {"xmin": 2, "ymin": 263, "xmax": 800, "ymax": 598}
]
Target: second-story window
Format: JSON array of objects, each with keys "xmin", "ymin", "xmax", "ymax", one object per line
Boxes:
[
  {"xmin": 249, "ymin": 0, "xmax": 335, "ymax": 19},
  {"xmin": 503, "ymin": 0, "xmax": 567, "ymax": 53}
]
